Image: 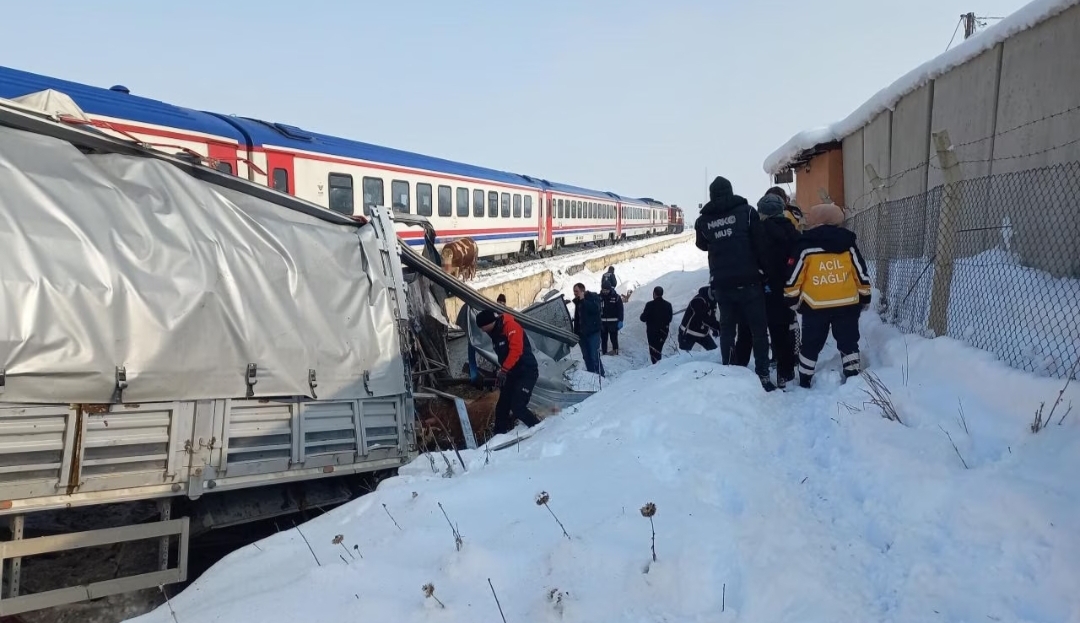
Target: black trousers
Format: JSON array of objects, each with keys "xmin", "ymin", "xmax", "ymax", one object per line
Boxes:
[
  {"xmin": 798, "ymin": 305, "xmax": 862, "ymax": 388},
  {"xmin": 646, "ymin": 328, "xmax": 668, "ymax": 364},
  {"xmin": 601, "ymin": 322, "xmax": 620, "ymax": 353},
  {"xmin": 494, "ymin": 367, "xmax": 541, "ymax": 435},
  {"xmin": 678, "ymin": 330, "xmax": 717, "ymax": 351},
  {"xmin": 765, "ymin": 291, "xmax": 796, "ymax": 381},
  {"xmin": 713, "ymin": 284, "xmax": 771, "ymax": 377},
  {"xmin": 732, "ymin": 320, "xmax": 752, "ymax": 366}
]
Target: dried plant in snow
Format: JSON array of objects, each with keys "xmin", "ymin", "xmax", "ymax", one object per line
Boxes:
[
  {"xmin": 382, "ymin": 503, "xmax": 403, "ymax": 531},
  {"xmin": 535, "ymin": 491, "xmax": 570, "ymax": 540},
  {"xmin": 438, "ymin": 502, "xmax": 463, "ymax": 551},
  {"xmin": 640, "ymin": 502, "xmax": 657, "ymax": 562},
  {"xmin": 488, "ymin": 578, "xmax": 508, "ymax": 623},
  {"xmin": 1032, "ymin": 368, "xmax": 1075, "ymax": 433},
  {"xmin": 422, "ymin": 583, "xmax": 445, "ymax": 608},
  {"xmin": 332, "ymin": 534, "xmax": 356, "ymax": 561},
  {"xmin": 860, "ymin": 371, "xmax": 903, "ymax": 424}
]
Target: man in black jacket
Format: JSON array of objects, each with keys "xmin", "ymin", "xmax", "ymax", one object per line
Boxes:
[
  {"xmin": 599, "ymin": 284, "xmax": 624, "ymax": 356},
  {"xmin": 678, "ymin": 286, "xmax": 721, "ymax": 351},
  {"xmin": 571, "ymin": 282, "xmax": 605, "ymax": 376},
  {"xmin": 757, "ymin": 192, "xmax": 801, "ymax": 388},
  {"xmin": 695, "ymin": 175, "xmax": 776, "ymax": 392},
  {"xmin": 639, "ymin": 286, "xmax": 673, "ymax": 364},
  {"xmin": 476, "ymin": 309, "xmax": 542, "ymax": 435}
]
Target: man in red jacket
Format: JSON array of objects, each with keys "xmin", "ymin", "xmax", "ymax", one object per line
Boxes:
[{"xmin": 476, "ymin": 309, "xmax": 542, "ymax": 435}]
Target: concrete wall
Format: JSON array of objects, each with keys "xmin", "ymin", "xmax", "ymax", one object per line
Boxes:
[
  {"xmin": 443, "ymin": 233, "xmax": 694, "ymax": 321},
  {"xmin": 793, "ymin": 148, "xmax": 844, "ymax": 210},
  {"xmin": 799, "ymin": 2, "xmax": 1080, "ymax": 276}
]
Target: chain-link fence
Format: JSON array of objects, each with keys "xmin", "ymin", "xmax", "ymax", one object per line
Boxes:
[{"xmin": 846, "ymin": 160, "xmax": 1080, "ymax": 380}]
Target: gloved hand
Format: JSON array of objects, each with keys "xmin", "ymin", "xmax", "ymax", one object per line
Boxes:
[
  {"xmin": 495, "ymin": 368, "xmax": 507, "ymax": 388},
  {"xmin": 618, "ymin": 321, "xmax": 624, "ymax": 330}
]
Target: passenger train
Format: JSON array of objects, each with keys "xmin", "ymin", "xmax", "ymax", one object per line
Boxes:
[{"xmin": 0, "ymin": 65, "xmax": 679, "ymax": 261}]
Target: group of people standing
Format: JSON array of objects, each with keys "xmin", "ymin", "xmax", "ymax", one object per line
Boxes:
[{"xmin": 679, "ymin": 176, "xmax": 872, "ymax": 392}]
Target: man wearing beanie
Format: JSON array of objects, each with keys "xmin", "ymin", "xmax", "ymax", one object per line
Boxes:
[
  {"xmin": 756, "ymin": 192, "xmax": 801, "ymax": 388},
  {"xmin": 694, "ymin": 175, "xmax": 776, "ymax": 392},
  {"xmin": 475, "ymin": 309, "xmax": 542, "ymax": 435}
]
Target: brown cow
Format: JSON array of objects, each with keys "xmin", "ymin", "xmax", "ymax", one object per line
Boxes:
[{"xmin": 440, "ymin": 237, "xmax": 479, "ymax": 281}]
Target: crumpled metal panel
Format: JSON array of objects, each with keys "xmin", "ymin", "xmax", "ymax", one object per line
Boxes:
[{"xmin": 0, "ymin": 126, "xmax": 405, "ymax": 404}]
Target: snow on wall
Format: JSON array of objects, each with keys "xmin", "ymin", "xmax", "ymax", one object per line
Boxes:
[{"xmin": 762, "ymin": 0, "xmax": 1080, "ymax": 175}]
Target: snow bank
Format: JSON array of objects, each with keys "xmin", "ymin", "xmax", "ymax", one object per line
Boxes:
[
  {"xmin": 762, "ymin": 0, "xmax": 1080, "ymax": 175},
  {"xmin": 127, "ymin": 261, "xmax": 1080, "ymax": 623}
]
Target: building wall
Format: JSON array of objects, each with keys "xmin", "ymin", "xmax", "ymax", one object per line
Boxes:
[
  {"xmin": 793, "ymin": 148, "xmax": 844, "ymax": 210},
  {"xmin": 805, "ymin": 2, "xmax": 1080, "ymax": 276}
]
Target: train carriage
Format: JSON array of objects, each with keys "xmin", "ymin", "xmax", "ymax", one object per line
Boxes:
[{"xmin": 0, "ymin": 64, "xmax": 672, "ymax": 264}]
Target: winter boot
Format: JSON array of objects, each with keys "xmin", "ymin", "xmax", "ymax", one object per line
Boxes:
[
  {"xmin": 798, "ymin": 372, "xmax": 813, "ymax": 389},
  {"xmin": 759, "ymin": 375, "xmax": 777, "ymax": 392},
  {"xmin": 776, "ymin": 374, "xmax": 794, "ymax": 390}
]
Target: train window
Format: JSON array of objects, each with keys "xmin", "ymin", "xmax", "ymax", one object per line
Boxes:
[
  {"xmin": 328, "ymin": 173, "xmax": 354, "ymax": 215},
  {"xmin": 500, "ymin": 193, "xmax": 510, "ymax": 218},
  {"xmin": 473, "ymin": 189, "xmax": 485, "ymax": 217},
  {"xmin": 570, "ymin": 200, "xmax": 577, "ymax": 219},
  {"xmin": 216, "ymin": 161, "xmax": 233, "ymax": 174},
  {"xmin": 591, "ymin": 202, "xmax": 597, "ymax": 219},
  {"xmin": 438, "ymin": 185, "xmax": 452, "ymax": 217},
  {"xmin": 513, "ymin": 194, "xmax": 522, "ymax": 218},
  {"xmin": 524, "ymin": 195, "xmax": 532, "ymax": 218},
  {"xmin": 417, "ymin": 183, "xmax": 433, "ymax": 216},
  {"xmin": 272, "ymin": 168, "xmax": 289, "ymax": 193},
  {"xmin": 456, "ymin": 187, "xmax": 470, "ymax": 217},
  {"xmin": 557, "ymin": 198, "xmax": 564, "ymax": 219},
  {"xmin": 576, "ymin": 201, "xmax": 582, "ymax": 219},
  {"xmin": 391, "ymin": 180, "xmax": 410, "ymax": 213},
  {"xmin": 488, "ymin": 191, "xmax": 498, "ymax": 217},
  {"xmin": 362, "ymin": 177, "xmax": 384, "ymax": 210}
]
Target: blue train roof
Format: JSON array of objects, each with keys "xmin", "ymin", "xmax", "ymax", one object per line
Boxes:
[
  {"xmin": 0, "ymin": 65, "xmax": 245, "ymax": 141},
  {"xmin": 214, "ymin": 115, "xmax": 544, "ymax": 190}
]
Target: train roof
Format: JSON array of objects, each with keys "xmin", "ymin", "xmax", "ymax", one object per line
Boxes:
[
  {"xmin": 0, "ymin": 65, "xmax": 246, "ymax": 141},
  {"xmin": 214, "ymin": 115, "xmax": 542, "ymax": 190}
]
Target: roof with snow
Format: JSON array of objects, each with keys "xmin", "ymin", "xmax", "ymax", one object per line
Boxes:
[{"xmin": 761, "ymin": 0, "xmax": 1080, "ymax": 175}]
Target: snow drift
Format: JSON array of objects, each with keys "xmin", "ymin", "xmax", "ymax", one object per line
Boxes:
[
  {"xmin": 762, "ymin": 0, "xmax": 1080, "ymax": 175},
  {"xmin": 126, "ymin": 248, "xmax": 1080, "ymax": 623}
]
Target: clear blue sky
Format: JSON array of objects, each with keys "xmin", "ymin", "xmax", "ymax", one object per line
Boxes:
[{"xmin": 1, "ymin": 0, "xmax": 1029, "ymax": 219}]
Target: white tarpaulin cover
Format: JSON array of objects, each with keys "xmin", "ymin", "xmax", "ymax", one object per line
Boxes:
[{"xmin": 0, "ymin": 125, "xmax": 406, "ymax": 404}]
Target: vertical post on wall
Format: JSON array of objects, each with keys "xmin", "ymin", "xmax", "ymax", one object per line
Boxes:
[
  {"xmin": 929, "ymin": 130, "xmax": 962, "ymax": 337},
  {"xmin": 864, "ymin": 164, "xmax": 891, "ymax": 314}
]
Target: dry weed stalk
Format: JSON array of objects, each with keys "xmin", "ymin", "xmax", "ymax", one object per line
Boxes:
[
  {"xmin": 438, "ymin": 502, "xmax": 463, "ymax": 551},
  {"xmin": 937, "ymin": 425, "xmax": 969, "ymax": 469},
  {"xmin": 332, "ymin": 534, "xmax": 356, "ymax": 561},
  {"xmin": 488, "ymin": 578, "xmax": 508, "ymax": 623},
  {"xmin": 860, "ymin": 371, "xmax": 904, "ymax": 424},
  {"xmin": 158, "ymin": 585, "xmax": 180, "ymax": 623},
  {"xmin": 1032, "ymin": 367, "xmax": 1076, "ymax": 433},
  {"xmin": 422, "ymin": 583, "xmax": 445, "ymax": 608},
  {"xmin": 640, "ymin": 502, "xmax": 657, "ymax": 562},
  {"xmin": 382, "ymin": 503, "xmax": 403, "ymax": 531},
  {"xmin": 535, "ymin": 491, "xmax": 570, "ymax": 540},
  {"xmin": 293, "ymin": 522, "xmax": 321, "ymax": 566},
  {"xmin": 956, "ymin": 399, "xmax": 970, "ymax": 435}
]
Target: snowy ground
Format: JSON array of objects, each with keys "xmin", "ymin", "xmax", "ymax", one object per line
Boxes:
[
  {"xmin": 128, "ymin": 246, "xmax": 1080, "ymax": 623},
  {"xmin": 468, "ymin": 233, "xmax": 689, "ymax": 290}
]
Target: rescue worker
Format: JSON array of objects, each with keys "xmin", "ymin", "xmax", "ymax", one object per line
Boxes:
[
  {"xmin": 678, "ymin": 286, "xmax": 721, "ymax": 352},
  {"xmin": 765, "ymin": 186, "xmax": 804, "ymax": 232},
  {"xmin": 784, "ymin": 203, "xmax": 872, "ymax": 389},
  {"xmin": 695, "ymin": 175, "xmax": 775, "ymax": 391},
  {"xmin": 757, "ymin": 192, "xmax": 801, "ymax": 388},
  {"xmin": 601, "ymin": 266, "xmax": 617, "ymax": 291},
  {"xmin": 475, "ymin": 309, "xmax": 542, "ymax": 434},
  {"xmin": 640, "ymin": 286, "xmax": 674, "ymax": 364},
  {"xmin": 571, "ymin": 283, "xmax": 605, "ymax": 376},
  {"xmin": 599, "ymin": 284, "xmax": 624, "ymax": 356},
  {"xmin": 496, "ymin": 293, "xmax": 507, "ymax": 305}
]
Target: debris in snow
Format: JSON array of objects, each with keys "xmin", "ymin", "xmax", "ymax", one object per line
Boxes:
[
  {"xmin": 762, "ymin": 0, "xmax": 1080, "ymax": 174},
  {"xmin": 640, "ymin": 502, "xmax": 658, "ymax": 562}
]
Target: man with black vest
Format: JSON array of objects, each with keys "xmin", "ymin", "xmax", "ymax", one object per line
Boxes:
[{"xmin": 694, "ymin": 175, "xmax": 777, "ymax": 392}]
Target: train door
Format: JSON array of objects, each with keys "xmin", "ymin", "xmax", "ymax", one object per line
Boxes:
[
  {"xmin": 540, "ymin": 191, "xmax": 554, "ymax": 249},
  {"xmin": 265, "ymin": 151, "xmax": 295, "ymax": 197},
  {"xmin": 615, "ymin": 202, "xmax": 623, "ymax": 239},
  {"xmin": 207, "ymin": 142, "xmax": 239, "ymax": 177}
]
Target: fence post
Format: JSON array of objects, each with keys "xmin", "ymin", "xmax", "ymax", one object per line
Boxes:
[
  {"xmin": 928, "ymin": 130, "xmax": 961, "ymax": 337},
  {"xmin": 864, "ymin": 164, "xmax": 891, "ymax": 311}
]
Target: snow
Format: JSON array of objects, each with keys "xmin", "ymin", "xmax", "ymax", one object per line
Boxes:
[
  {"xmin": 469, "ymin": 233, "xmax": 690, "ymax": 290},
  {"xmin": 762, "ymin": 0, "xmax": 1080, "ymax": 175},
  {"xmin": 126, "ymin": 244, "xmax": 1080, "ymax": 623}
]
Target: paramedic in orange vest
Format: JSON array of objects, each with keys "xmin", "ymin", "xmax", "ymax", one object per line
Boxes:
[
  {"xmin": 784, "ymin": 203, "xmax": 872, "ymax": 388},
  {"xmin": 475, "ymin": 309, "xmax": 542, "ymax": 435}
]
